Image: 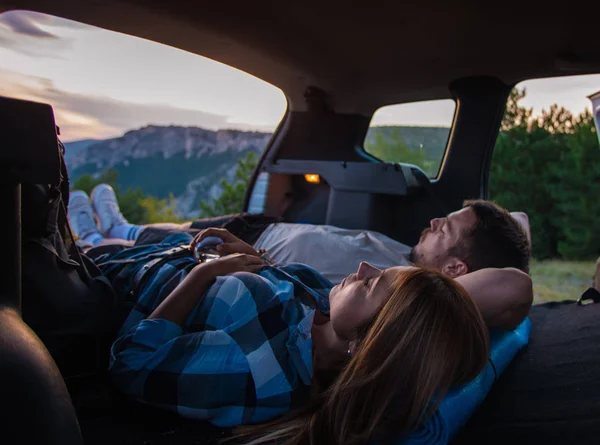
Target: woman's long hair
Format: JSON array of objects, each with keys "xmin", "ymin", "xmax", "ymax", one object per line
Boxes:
[{"xmin": 234, "ymin": 267, "xmax": 490, "ymax": 445}]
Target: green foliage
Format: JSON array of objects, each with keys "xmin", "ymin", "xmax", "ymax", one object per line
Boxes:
[
  {"xmin": 71, "ymin": 168, "xmax": 185, "ymax": 225},
  {"xmin": 72, "ymin": 168, "xmax": 119, "ymax": 195},
  {"xmin": 198, "ymin": 151, "xmax": 259, "ymax": 217},
  {"xmin": 137, "ymin": 194, "xmax": 182, "ymax": 224},
  {"xmin": 364, "ymin": 126, "xmax": 450, "ymax": 176},
  {"xmin": 490, "ymin": 88, "xmax": 600, "ymax": 260},
  {"xmin": 70, "ymin": 151, "xmax": 240, "ymax": 201}
]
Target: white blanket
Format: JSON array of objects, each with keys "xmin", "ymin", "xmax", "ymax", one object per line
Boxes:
[{"xmin": 254, "ymin": 223, "xmax": 412, "ymax": 284}]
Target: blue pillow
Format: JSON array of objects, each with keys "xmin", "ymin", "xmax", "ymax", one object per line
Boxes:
[{"xmin": 398, "ymin": 318, "xmax": 532, "ymax": 444}]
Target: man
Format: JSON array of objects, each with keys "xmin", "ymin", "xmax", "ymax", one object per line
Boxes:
[
  {"xmin": 410, "ymin": 202, "xmax": 531, "ymax": 276},
  {"xmin": 69, "ymin": 184, "xmax": 533, "ymax": 328},
  {"xmin": 71, "ymin": 184, "xmax": 531, "ymax": 277}
]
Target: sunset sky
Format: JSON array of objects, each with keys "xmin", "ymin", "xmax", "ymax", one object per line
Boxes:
[{"xmin": 1, "ymin": 10, "xmax": 599, "ymax": 142}]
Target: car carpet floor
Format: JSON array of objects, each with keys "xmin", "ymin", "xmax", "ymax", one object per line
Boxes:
[
  {"xmin": 67, "ymin": 373, "xmax": 230, "ymax": 444},
  {"xmin": 69, "ymin": 300, "xmax": 600, "ymax": 445}
]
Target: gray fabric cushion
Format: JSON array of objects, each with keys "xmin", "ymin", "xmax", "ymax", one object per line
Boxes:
[{"xmin": 455, "ymin": 301, "xmax": 600, "ymax": 445}]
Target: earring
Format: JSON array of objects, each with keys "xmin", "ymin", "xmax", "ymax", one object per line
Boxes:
[{"xmin": 347, "ymin": 349, "xmax": 352, "ymax": 357}]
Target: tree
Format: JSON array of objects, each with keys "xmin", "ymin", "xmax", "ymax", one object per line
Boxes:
[
  {"xmin": 198, "ymin": 151, "xmax": 259, "ymax": 217},
  {"xmin": 490, "ymin": 88, "xmax": 600, "ymax": 259},
  {"xmin": 71, "ymin": 168, "xmax": 119, "ymax": 196},
  {"xmin": 500, "ymin": 88, "xmax": 532, "ymax": 132},
  {"xmin": 137, "ymin": 193, "xmax": 182, "ymax": 224}
]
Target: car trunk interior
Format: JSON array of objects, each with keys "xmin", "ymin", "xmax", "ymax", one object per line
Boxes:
[
  {"xmin": 2, "ymin": 0, "xmax": 600, "ymax": 444},
  {"xmin": 251, "ymin": 77, "xmax": 511, "ymax": 246},
  {"xmin": 2, "ymin": 0, "xmax": 600, "ymax": 243}
]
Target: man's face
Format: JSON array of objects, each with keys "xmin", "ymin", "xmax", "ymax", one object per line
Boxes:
[{"xmin": 411, "ymin": 207, "xmax": 478, "ymax": 271}]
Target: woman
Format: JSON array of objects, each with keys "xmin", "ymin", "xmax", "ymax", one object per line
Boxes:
[{"xmin": 102, "ymin": 228, "xmax": 489, "ymax": 445}]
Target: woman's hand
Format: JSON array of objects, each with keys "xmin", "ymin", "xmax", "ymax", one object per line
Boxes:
[
  {"xmin": 190, "ymin": 228, "xmax": 259, "ymax": 257},
  {"xmin": 193, "ymin": 253, "xmax": 265, "ymax": 282},
  {"xmin": 148, "ymin": 253, "xmax": 265, "ymax": 325}
]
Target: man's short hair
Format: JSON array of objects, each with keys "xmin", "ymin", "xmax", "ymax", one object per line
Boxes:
[{"xmin": 449, "ymin": 200, "xmax": 531, "ymax": 273}]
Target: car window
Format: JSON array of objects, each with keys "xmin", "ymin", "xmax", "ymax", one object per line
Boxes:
[
  {"xmin": 489, "ymin": 73, "xmax": 600, "ymax": 304},
  {"xmin": 0, "ymin": 10, "xmax": 286, "ymax": 222},
  {"xmin": 364, "ymin": 99, "xmax": 456, "ymax": 177}
]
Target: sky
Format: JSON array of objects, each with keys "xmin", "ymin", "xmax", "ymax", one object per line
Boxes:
[{"xmin": 1, "ymin": 10, "xmax": 599, "ymax": 142}]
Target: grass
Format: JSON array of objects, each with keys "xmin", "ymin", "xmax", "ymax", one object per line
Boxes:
[{"xmin": 530, "ymin": 259, "xmax": 597, "ymax": 304}]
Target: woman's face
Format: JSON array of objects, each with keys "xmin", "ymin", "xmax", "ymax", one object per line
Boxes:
[{"xmin": 329, "ymin": 262, "xmax": 414, "ymax": 341}]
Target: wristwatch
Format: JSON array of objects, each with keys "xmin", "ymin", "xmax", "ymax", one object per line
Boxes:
[{"xmin": 256, "ymin": 248, "xmax": 276, "ymax": 265}]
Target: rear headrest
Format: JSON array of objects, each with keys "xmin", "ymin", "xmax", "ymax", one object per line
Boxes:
[{"xmin": 0, "ymin": 96, "xmax": 60, "ymax": 185}]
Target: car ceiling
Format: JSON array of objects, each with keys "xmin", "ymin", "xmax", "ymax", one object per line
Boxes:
[{"xmin": 2, "ymin": 0, "xmax": 600, "ymax": 114}]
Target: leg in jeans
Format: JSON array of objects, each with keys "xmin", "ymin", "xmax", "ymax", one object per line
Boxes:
[
  {"xmin": 135, "ymin": 213, "xmax": 281, "ymax": 246},
  {"xmin": 136, "ymin": 215, "xmax": 241, "ymax": 245},
  {"xmin": 220, "ymin": 213, "xmax": 284, "ymax": 245},
  {"xmin": 88, "ymin": 183, "xmax": 279, "ymax": 246}
]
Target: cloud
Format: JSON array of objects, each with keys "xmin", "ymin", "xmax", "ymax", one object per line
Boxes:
[
  {"xmin": 0, "ymin": 10, "xmax": 72, "ymax": 57},
  {"xmin": 23, "ymin": 11, "xmax": 91, "ymax": 31},
  {"xmin": 0, "ymin": 12, "xmax": 58, "ymax": 38},
  {"xmin": 0, "ymin": 69, "xmax": 251, "ymax": 141}
]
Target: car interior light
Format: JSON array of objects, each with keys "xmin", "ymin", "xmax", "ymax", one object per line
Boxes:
[{"xmin": 304, "ymin": 174, "xmax": 320, "ymax": 184}]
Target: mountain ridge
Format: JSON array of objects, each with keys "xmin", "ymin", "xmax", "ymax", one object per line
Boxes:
[{"xmin": 65, "ymin": 125, "xmax": 271, "ymax": 218}]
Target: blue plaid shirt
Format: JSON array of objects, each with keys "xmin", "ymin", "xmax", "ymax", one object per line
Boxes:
[{"xmin": 98, "ymin": 234, "xmax": 333, "ymax": 427}]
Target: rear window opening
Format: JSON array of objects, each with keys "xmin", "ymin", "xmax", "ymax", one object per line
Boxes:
[
  {"xmin": 489, "ymin": 73, "xmax": 600, "ymax": 303},
  {"xmin": 0, "ymin": 9, "xmax": 287, "ymax": 221},
  {"xmin": 364, "ymin": 99, "xmax": 456, "ymax": 178}
]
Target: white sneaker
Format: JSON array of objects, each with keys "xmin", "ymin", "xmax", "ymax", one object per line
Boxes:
[
  {"xmin": 68, "ymin": 190, "xmax": 101, "ymax": 240},
  {"xmin": 90, "ymin": 184, "xmax": 128, "ymax": 236}
]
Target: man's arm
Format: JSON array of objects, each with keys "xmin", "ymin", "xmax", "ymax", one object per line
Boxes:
[
  {"xmin": 455, "ymin": 268, "xmax": 533, "ymax": 330},
  {"xmin": 510, "ymin": 211, "xmax": 532, "ymax": 246}
]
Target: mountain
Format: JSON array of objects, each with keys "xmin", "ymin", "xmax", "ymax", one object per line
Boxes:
[
  {"xmin": 65, "ymin": 125, "xmax": 271, "ymax": 218},
  {"xmin": 63, "ymin": 139, "xmax": 100, "ymax": 162}
]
